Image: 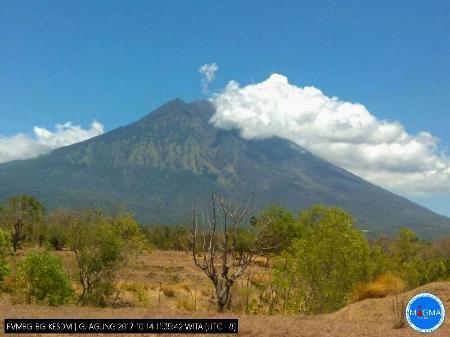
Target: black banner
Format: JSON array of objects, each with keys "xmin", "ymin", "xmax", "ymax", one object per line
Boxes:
[{"xmin": 4, "ymin": 319, "xmax": 238, "ymax": 334}]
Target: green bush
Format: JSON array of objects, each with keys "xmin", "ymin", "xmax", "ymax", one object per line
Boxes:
[
  {"xmin": 271, "ymin": 252, "xmax": 305, "ymax": 313},
  {"xmin": 70, "ymin": 210, "xmax": 146, "ymax": 306},
  {"xmin": 47, "ymin": 224, "xmax": 69, "ymax": 250},
  {"xmin": 0, "ymin": 228, "xmax": 11, "ymax": 282},
  {"xmin": 285, "ymin": 205, "xmax": 371, "ymax": 313},
  {"xmin": 73, "ymin": 221, "xmax": 123, "ymax": 306},
  {"xmin": 145, "ymin": 225, "xmax": 187, "ymax": 251},
  {"xmin": 13, "ymin": 250, "xmax": 75, "ymax": 305},
  {"xmin": 256, "ymin": 204, "xmax": 298, "ymax": 254},
  {"xmin": 3, "ymin": 195, "xmax": 45, "ymax": 251},
  {"xmin": 387, "ymin": 229, "xmax": 449, "ymax": 288},
  {"xmin": 46, "ymin": 209, "xmax": 76, "ymax": 250}
]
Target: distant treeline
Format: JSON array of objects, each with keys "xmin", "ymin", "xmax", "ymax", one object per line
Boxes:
[{"xmin": 144, "ymin": 225, "xmax": 187, "ymax": 251}]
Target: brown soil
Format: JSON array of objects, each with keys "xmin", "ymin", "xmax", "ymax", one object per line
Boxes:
[{"xmin": 1, "ymin": 250, "xmax": 448, "ymax": 337}]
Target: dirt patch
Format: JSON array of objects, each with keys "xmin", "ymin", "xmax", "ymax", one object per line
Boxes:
[{"xmin": 1, "ymin": 250, "xmax": 449, "ymax": 337}]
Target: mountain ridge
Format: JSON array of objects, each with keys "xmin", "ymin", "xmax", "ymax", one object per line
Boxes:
[{"xmin": 0, "ymin": 99, "xmax": 449, "ymax": 239}]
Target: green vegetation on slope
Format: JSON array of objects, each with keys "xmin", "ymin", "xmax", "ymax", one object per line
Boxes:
[{"xmin": 0, "ymin": 99, "xmax": 448, "ymax": 238}]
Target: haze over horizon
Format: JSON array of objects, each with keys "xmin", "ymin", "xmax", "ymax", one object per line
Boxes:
[{"xmin": 0, "ymin": 1, "xmax": 449, "ymax": 216}]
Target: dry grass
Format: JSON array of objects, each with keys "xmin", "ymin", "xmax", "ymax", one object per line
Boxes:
[
  {"xmin": 391, "ymin": 292, "xmax": 407, "ymax": 329},
  {"xmin": 332, "ymin": 281, "xmax": 449, "ymax": 322},
  {"xmin": 249, "ymin": 272, "xmax": 270, "ymax": 286},
  {"xmin": 1, "ymin": 250, "xmax": 449, "ymax": 337},
  {"xmin": 350, "ymin": 272, "xmax": 406, "ymax": 302},
  {"xmin": 2, "ymin": 289, "xmax": 449, "ymax": 337},
  {"xmin": 161, "ymin": 285, "xmax": 176, "ymax": 298},
  {"xmin": 176, "ymin": 297, "xmax": 196, "ymax": 312},
  {"xmin": 178, "ymin": 283, "xmax": 191, "ymax": 292}
]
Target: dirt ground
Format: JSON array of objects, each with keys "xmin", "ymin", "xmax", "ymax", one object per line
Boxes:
[{"xmin": 1, "ymin": 250, "xmax": 449, "ymax": 337}]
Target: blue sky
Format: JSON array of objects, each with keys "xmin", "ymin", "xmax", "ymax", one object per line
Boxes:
[{"xmin": 0, "ymin": 1, "xmax": 449, "ymax": 215}]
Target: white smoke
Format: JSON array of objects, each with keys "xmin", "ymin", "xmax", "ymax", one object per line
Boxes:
[
  {"xmin": 0, "ymin": 121, "xmax": 104, "ymax": 164},
  {"xmin": 210, "ymin": 74, "xmax": 450, "ymax": 195},
  {"xmin": 199, "ymin": 63, "xmax": 218, "ymax": 93}
]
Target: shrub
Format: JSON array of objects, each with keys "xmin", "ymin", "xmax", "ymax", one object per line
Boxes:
[
  {"xmin": 255, "ymin": 204, "xmax": 298, "ymax": 254},
  {"xmin": 120, "ymin": 282, "xmax": 150, "ymax": 307},
  {"xmin": 351, "ymin": 273, "xmax": 405, "ymax": 302},
  {"xmin": 288, "ymin": 205, "xmax": 371, "ymax": 313},
  {"xmin": 229, "ymin": 284, "xmax": 254, "ymax": 314},
  {"xmin": 13, "ymin": 250, "xmax": 75, "ymax": 305},
  {"xmin": 70, "ymin": 213, "xmax": 124, "ymax": 306},
  {"xmin": 47, "ymin": 224, "xmax": 69, "ymax": 250},
  {"xmin": 3, "ymin": 195, "xmax": 45, "ymax": 251},
  {"xmin": 0, "ymin": 228, "xmax": 11, "ymax": 283},
  {"xmin": 46, "ymin": 209, "xmax": 76, "ymax": 250},
  {"xmin": 388, "ymin": 229, "xmax": 449, "ymax": 288},
  {"xmin": 270, "ymin": 252, "xmax": 305, "ymax": 314},
  {"xmin": 145, "ymin": 225, "xmax": 187, "ymax": 251},
  {"xmin": 69, "ymin": 210, "xmax": 146, "ymax": 306}
]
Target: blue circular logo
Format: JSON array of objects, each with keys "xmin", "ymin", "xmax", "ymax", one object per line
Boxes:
[{"xmin": 406, "ymin": 293, "xmax": 445, "ymax": 333}]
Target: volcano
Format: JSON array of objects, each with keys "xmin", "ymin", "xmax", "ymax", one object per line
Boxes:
[{"xmin": 0, "ymin": 99, "xmax": 449, "ymax": 238}]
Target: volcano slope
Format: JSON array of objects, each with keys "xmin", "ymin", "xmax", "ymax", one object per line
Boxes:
[{"xmin": 0, "ymin": 99, "xmax": 449, "ymax": 238}]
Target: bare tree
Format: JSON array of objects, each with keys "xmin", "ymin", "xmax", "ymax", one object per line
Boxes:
[{"xmin": 188, "ymin": 194, "xmax": 277, "ymax": 312}]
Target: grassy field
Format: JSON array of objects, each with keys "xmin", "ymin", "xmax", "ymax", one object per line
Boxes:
[{"xmin": 1, "ymin": 250, "xmax": 449, "ymax": 336}]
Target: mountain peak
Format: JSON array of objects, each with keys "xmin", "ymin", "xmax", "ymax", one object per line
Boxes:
[
  {"xmin": 137, "ymin": 98, "xmax": 214, "ymax": 125},
  {"xmin": 138, "ymin": 98, "xmax": 186, "ymax": 120},
  {"xmin": 0, "ymin": 97, "xmax": 448, "ymax": 239},
  {"xmin": 165, "ymin": 97, "xmax": 186, "ymax": 106}
]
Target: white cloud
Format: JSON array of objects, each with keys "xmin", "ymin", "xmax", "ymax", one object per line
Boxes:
[
  {"xmin": 199, "ymin": 63, "xmax": 218, "ymax": 93},
  {"xmin": 0, "ymin": 121, "xmax": 104, "ymax": 164},
  {"xmin": 210, "ymin": 74, "xmax": 450, "ymax": 195}
]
